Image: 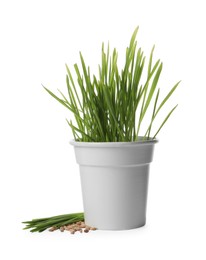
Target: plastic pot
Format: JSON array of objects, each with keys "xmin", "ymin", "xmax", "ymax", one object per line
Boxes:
[{"xmin": 70, "ymin": 139, "xmax": 157, "ymax": 230}]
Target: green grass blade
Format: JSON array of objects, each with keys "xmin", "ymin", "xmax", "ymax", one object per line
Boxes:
[
  {"xmin": 129, "ymin": 27, "xmax": 139, "ymax": 50},
  {"xmin": 147, "ymin": 88, "xmax": 160, "ymax": 139},
  {"xmin": 155, "ymin": 81, "xmax": 180, "ymax": 116},
  {"xmin": 153, "ymin": 104, "xmax": 178, "ymax": 138},
  {"xmin": 43, "ymin": 86, "xmax": 71, "ymax": 110},
  {"xmin": 65, "ymin": 64, "xmax": 83, "ymax": 111},
  {"xmin": 148, "ymin": 45, "xmax": 155, "ymax": 77},
  {"xmin": 141, "ymin": 62, "xmax": 163, "ymax": 121}
]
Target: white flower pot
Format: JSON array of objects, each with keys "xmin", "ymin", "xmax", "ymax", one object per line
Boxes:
[{"xmin": 70, "ymin": 139, "xmax": 157, "ymax": 230}]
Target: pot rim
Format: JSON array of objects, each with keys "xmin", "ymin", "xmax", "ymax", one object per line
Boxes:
[{"xmin": 70, "ymin": 137, "xmax": 158, "ymax": 148}]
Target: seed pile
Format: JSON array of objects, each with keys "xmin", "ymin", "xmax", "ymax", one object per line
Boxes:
[{"xmin": 49, "ymin": 221, "xmax": 97, "ymax": 235}]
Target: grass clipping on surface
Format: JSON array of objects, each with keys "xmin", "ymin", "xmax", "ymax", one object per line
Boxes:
[
  {"xmin": 23, "ymin": 213, "xmax": 84, "ymax": 233},
  {"xmin": 44, "ymin": 27, "xmax": 180, "ymax": 142}
]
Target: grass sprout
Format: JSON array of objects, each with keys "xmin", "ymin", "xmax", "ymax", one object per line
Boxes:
[{"xmin": 44, "ymin": 27, "xmax": 180, "ymax": 142}]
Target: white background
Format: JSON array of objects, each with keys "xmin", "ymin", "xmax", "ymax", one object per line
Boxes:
[{"xmin": 0, "ymin": 0, "xmax": 206, "ymax": 259}]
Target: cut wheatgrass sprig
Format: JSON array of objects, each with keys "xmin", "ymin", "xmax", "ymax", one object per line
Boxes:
[{"xmin": 22, "ymin": 213, "xmax": 84, "ymax": 233}]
